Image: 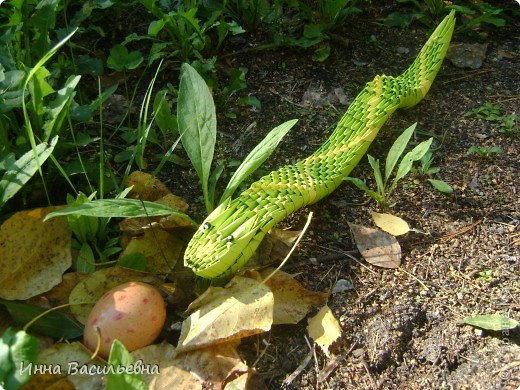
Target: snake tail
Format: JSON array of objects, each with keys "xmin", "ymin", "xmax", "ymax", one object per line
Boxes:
[{"xmin": 184, "ymin": 11, "xmax": 455, "ymax": 280}]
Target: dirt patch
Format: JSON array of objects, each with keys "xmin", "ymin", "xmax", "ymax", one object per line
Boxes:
[{"xmin": 165, "ymin": 3, "xmax": 519, "ymax": 388}]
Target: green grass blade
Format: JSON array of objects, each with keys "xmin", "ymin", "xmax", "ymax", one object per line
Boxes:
[
  {"xmin": 21, "ymin": 27, "xmax": 78, "ymax": 204},
  {"xmin": 0, "ymin": 136, "xmax": 58, "ymax": 208},
  {"xmin": 219, "ymin": 119, "xmax": 298, "ymax": 204},
  {"xmin": 177, "ymin": 63, "xmax": 216, "ymax": 213}
]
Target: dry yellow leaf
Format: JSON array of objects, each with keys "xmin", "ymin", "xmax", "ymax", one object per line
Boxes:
[
  {"xmin": 260, "ymin": 268, "xmax": 328, "ymax": 325},
  {"xmin": 177, "ymin": 276, "xmax": 273, "ymax": 352},
  {"xmin": 30, "ymin": 272, "xmax": 86, "ymax": 316},
  {"xmin": 147, "ymin": 342, "xmax": 247, "ymax": 389},
  {"xmin": 119, "ymin": 227, "xmax": 183, "ymax": 273},
  {"xmin": 307, "ymin": 306, "xmax": 341, "ymax": 357},
  {"xmin": 371, "ymin": 211, "xmax": 410, "ymax": 236},
  {"xmin": 126, "ymin": 171, "xmax": 171, "ymax": 201},
  {"xmin": 131, "ymin": 342, "xmax": 177, "ymax": 386},
  {"xmin": 69, "ymin": 266, "xmax": 164, "ymax": 324},
  {"xmin": 349, "ymin": 222, "xmax": 401, "ymax": 268},
  {"xmin": 32, "ymin": 341, "xmax": 105, "ymax": 390},
  {"xmin": 0, "ymin": 207, "xmax": 72, "ymax": 300}
]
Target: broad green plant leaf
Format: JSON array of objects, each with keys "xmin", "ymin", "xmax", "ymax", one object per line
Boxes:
[
  {"xmin": 461, "ymin": 314, "xmax": 518, "ymax": 331},
  {"xmin": 42, "ymin": 75, "xmax": 81, "ymax": 141},
  {"xmin": 178, "ymin": 63, "xmax": 216, "ymax": 213},
  {"xmin": 385, "ymin": 122, "xmax": 417, "ymax": 182},
  {"xmin": 0, "ymin": 301, "xmax": 83, "ymax": 339},
  {"xmin": 219, "ymin": 119, "xmax": 298, "ymax": 203},
  {"xmin": 0, "ymin": 328, "xmax": 39, "ymax": 390},
  {"xmin": 29, "ymin": 0, "xmax": 60, "ymax": 58},
  {"xmin": 0, "ymin": 136, "xmax": 58, "ymax": 208},
  {"xmin": 44, "ymin": 198, "xmax": 195, "ymax": 223},
  {"xmin": 427, "ymin": 179, "xmax": 453, "ymax": 193},
  {"xmin": 77, "ymin": 242, "xmax": 96, "ymax": 273},
  {"xmin": 0, "ymin": 70, "xmax": 25, "ymax": 111},
  {"xmin": 394, "ymin": 137, "xmax": 433, "ymax": 183},
  {"xmin": 106, "ymin": 340, "xmax": 147, "ymax": 390},
  {"xmin": 107, "ymin": 44, "xmax": 144, "ymax": 71}
]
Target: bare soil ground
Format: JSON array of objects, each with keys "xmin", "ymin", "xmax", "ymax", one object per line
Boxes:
[{"xmin": 165, "ymin": 2, "xmax": 519, "ymax": 388}]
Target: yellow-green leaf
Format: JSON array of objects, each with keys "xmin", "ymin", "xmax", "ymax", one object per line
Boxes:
[
  {"xmin": 307, "ymin": 306, "xmax": 341, "ymax": 357},
  {"xmin": 461, "ymin": 314, "xmax": 519, "ymax": 331},
  {"xmin": 0, "ymin": 207, "xmax": 71, "ymax": 300},
  {"xmin": 177, "ymin": 276, "xmax": 273, "ymax": 353},
  {"xmin": 371, "ymin": 211, "xmax": 410, "ymax": 236}
]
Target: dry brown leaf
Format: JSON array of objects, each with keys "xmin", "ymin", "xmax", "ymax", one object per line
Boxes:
[
  {"xmin": 0, "ymin": 207, "xmax": 72, "ymax": 300},
  {"xmin": 177, "ymin": 276, "xmax": 273, "ymax": 353},
  {"xmin": 349, "ymin": 223, "xmax": 401, "ymax": 268},
  {"xmin": 119, "ymin": 227, "xmax": 183, "ymax": 273},
  {"xmin": 125, "ymin": 171, "xmax": 171, "ymax": 201},
  {"xmin": 371, "ymin": 211, "xmax": 410, "ymax": 236},
  {"xmin": 69, "ymin": 266, "xmax": 164, "ymax": 324},
  {"xmin": 260, "ymin": 268, "xmax": 329, "ymax": 324},
  {"xmin": 246, "ymin": 228, "xmax": 301, "ymax": 270},
  {"xmin": 307, "ymin": 305, "xmax": 341, "ymax": 357}
]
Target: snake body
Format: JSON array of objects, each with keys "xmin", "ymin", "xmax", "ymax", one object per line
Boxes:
[{"xmin": 184, "ymin": 11, "xmax": 455, "ymax": 280}]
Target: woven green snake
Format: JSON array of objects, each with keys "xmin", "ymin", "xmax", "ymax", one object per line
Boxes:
[{"xmin": 184, "ymin": 11, "xmax": 455, "ymax": 280}]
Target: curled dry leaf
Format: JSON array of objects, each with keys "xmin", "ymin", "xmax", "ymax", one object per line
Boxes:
[
  {"xmin": 69, "ymin": 266, "xmax": 164, "ymax": 324},
  {"xmin": 371, "ymin": 211, "xmax": 410, "ymax": 236},
  {"xmin": 307, "ymin": 306, "xmax": 342, "ymax": 357},
  {"xmin": 0, "ymin": 207, "xmax": 72, "ymax": 300},
  {"xmin": 119, "ymin": 227, "xmax": 183, "ymax": 273},
  {"xmin": 259, "ymin": 268, "xmax": 328, "ymax": 325},
  {"xmin": 177, "ymin": 276, "xmax": 273, "ymax": 353},
  {"xmin": 348, "ymin": 223, "xmax": 401, "ymax": 268}
]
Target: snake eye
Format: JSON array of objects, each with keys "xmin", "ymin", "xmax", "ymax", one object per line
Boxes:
[
  {"xmin": 226, "ymin": 235, "xmax": 234, "ymax": 242},
  {"xmin": 202, "ymin": 222, "xmax": 211, "ymax": 231}
]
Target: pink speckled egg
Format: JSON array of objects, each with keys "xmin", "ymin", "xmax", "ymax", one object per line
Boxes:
[{"xmin": 83, "ymin": 282, "xmax": 166, "ymax": 358}]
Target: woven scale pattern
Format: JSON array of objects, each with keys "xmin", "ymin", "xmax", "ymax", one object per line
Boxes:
[{"xmin": 184, "ymin": 11, "xmax": 455, "ymax": 280}]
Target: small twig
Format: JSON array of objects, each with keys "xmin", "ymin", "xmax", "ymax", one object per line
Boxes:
[
  {"xmin": 263, "ymin": 212, "xmax": 313, "ymax": 284},
  {"xmin": 283, "ymin": 348, "xmax": 314, "ymax": 386},
  {"xmin": 268, "ymin": 87, "xmax": 308, "ymax": 109},
  {"xmin": 398, "ymin": 268, "xmax": 430, "ymax": 291},
  {"xmin": 313, "ymin": 244, "xmax": 377, "ymax": 275},
  {"xmin": 317, "ymin": 341, "xmax": 358, "ymax": 383}
]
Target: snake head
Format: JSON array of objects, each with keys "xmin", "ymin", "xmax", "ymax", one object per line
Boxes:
[{"xmin": 184, "ymin": 197, "xmax": 264, "ymax": 279}]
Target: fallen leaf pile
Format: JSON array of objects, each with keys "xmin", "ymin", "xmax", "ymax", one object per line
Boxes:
[{"xmin": 0, "ymin": 172, "xmax": 341, "ymax": 389}]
